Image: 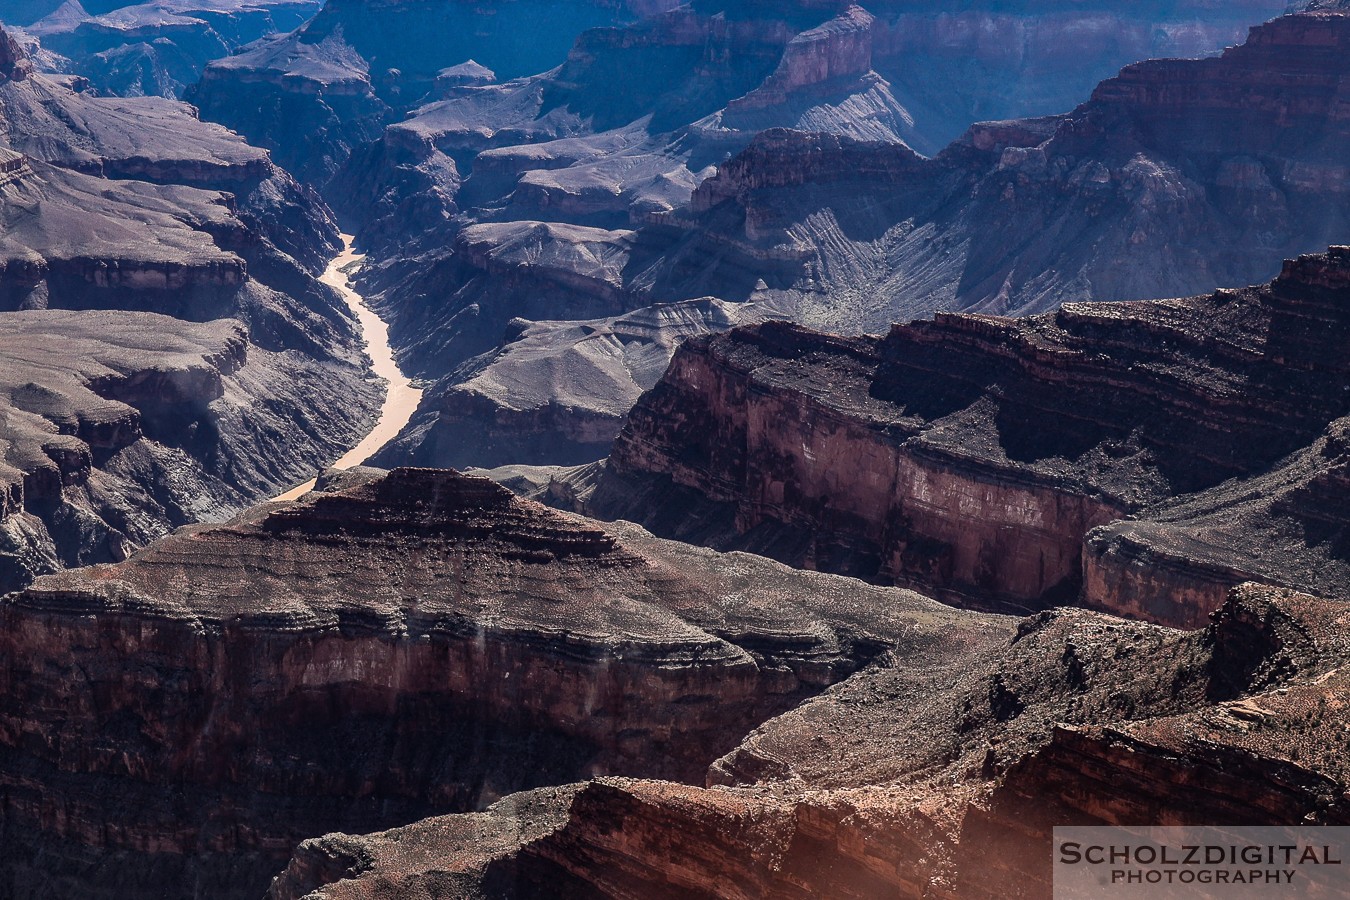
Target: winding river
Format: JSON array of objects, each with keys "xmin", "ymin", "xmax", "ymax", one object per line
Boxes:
[{"xmin": 274, "ymin": 234, "xmax": 423, "ymax": 502}]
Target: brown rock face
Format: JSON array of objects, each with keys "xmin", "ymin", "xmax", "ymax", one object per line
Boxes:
[
  {"xmin": 271, "ymin": 583, "xmax": 1350, "ymax": 900},
  {"xmin": 0, "ymin": 27, "xmax": 32, "ymax": 83},
  {"xmin": 0, "ymin": 465, "xmax": 972, "ymax": 897},
  {"xmin": 586, "ymin": 246, "xmax": 1350, "ymax": 625}
]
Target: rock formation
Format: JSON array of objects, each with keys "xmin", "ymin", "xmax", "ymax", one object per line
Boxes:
[
  {"xmin": 0, "ymin": 309, "xmax": 377, "ymax": 592},
  {"xmin": 580, "ymin": 246, "xmax": 1350, "ymax": 628},
  {"xmin": 675, "ymin": 7, "xmax": 1350, "ymax": 331},
  {"xmin": 20, "ymin": 0, "xmax": 320, "ymax": 98},
  {"xmin": 0, "ymin": 29, "xmax": 382, "ymax": 592},
  {"xmin": 372, "ymin": 297, "xmax": 777, "ymax": 470},
  {"xmin": 0, "ymin": 465, "xmax": 976, "ymax": 897},
  {"xmin": 269, "ymin": 582, "xmax": 1350, "ymax": 899},
  {"xmin": 186, "ymin": 0, "xmax": 686, "ymax": 185},
  {"xmin": 331, "ymin": 0, "xmax": 1300, "ymax": 472}
]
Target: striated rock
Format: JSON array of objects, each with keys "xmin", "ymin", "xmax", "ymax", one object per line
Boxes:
[
  {"xmin": 0, "ymin": 309, "xmax": 378, "ymax": 593},
  {"xmin": 0, "ymin": 32, "xmax": 341, "ymax": 273},
  {"xmin": 274, "ymin": 582, "xmax": 1350, "ymax": 900},
  {"xmin": 341, "ymin": 0, "xmax": 1291, "ymax": 472},
  {"xmin": 373, "ymin": 297, "xmax": 779, "ymax": 470},
  {"xmin": 0, "ymin": 464, "xmax": 975, "ymax": 897},
  {"xmin": 187, "ymin": 0, "xmax": 685, "ymax": 185},
  {"xmin": 585, "ymin": 247, "xmax": 1350, "ymax": 625},
  {"xmin": 671, "ymin": 8, "xmax": 1350, "ymax": 333},
  {"xmin": 0, "ymin": 26, "xmax": 382, "ymax": 592}
]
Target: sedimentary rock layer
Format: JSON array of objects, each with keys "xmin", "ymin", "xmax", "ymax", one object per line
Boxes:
[
  {"xmin": 22, "ymin": 0, "xmax": 320, "ymax": 98},
  {"xmin": 0, "ymin": 309, "xmax": 378, "ymax": 593},
  {"xmin": 187, "ymin": 0, "xmax": 685, "ymax": 184},
  {"xmin": 373, "ymin": 298, "xmax": 777, "ymax": 471},
  {"xmin": 676, "ymin": 8, "xmax": 1350, "ymax": 331},
  {"xmin": 586, "ymin": 247, "xmax": 1350, "ymax": 626},
  {"xmin": 0, "ymin": 465, "xmax": 974, "ymax": 897},
  {"xmin": 274, "ymin": 583, "xmax": 1350, "ymax": 899},
  {"xmin": 342, "ymin": 1, "xmax": 1301, "ymax": 470}
]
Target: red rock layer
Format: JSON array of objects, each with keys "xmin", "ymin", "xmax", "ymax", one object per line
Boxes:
[
  {"xmin": 590, "ymin": 247, "xmax": 1350, "ymax": 624},
  {"xmin": 0, "ymin": 465, "xmax": 968, "ymax": 897},
  {"xmin": 271, "ymin": 584, "xmax": 1350, "ymax": 900}
]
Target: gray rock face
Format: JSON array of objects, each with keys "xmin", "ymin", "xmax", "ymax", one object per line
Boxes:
[
  {"xmin": 373, "ymin": 297, "xmax": 777, "ymax": 470},
  {"xmin": 0, "ymin": 28, "xmax": 382, "ymax": 592},
  {"xmin": 0, "ymin": 310, "xmax": 378, "ymax": 593},
  {"xmin": 670, "ymin": 9, "xmax": 1350, "ymax": 331},
  {"xmin": 186, "ymin": 0, "xmax": 686, "ymax": 185},
  {"xmin": 21, "ymin": 0, "xmax": 321, "ymax": 98}
]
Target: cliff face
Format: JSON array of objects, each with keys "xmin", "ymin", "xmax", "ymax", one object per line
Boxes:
[
  {"xmin": 0, "ymin": 309, "xmax": 379, "ymax": 592},
  {"xmin": 186, "ymin": 0, "xmax": 685, "ymax": 185},
  {"xmin": 274, "ymin": 582, "xmax": 1350, "ymax": 900},
  {"xmin": 372, "ymin": 298, "xmax": 773, "ymax": 471},
  {"xmin": 0, "ymin": 465, "xmax": 977, "ymax": 898},
  {"xmin": 673, "ymin": 9, "xmax": 1350, "ymax": 334},
  {"xmin": 586, "ymin": 246, "xmax": 1350, "ymax": 625}
]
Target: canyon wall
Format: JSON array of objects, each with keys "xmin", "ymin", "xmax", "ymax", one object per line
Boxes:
[
  {"xmin": 272, "ymin": 583, "xmax": 1350, "ymax": 900},
  {"xmin": 0, "ymin": 29, "xmax": 382, "ymax": 593},
  {"xmin": 587, "ymin": 247, "xmax": 1350, "ymax": 625},
  {"xmin": 0, "ymin": 465, "xmax": 966, "ymax": 897}
]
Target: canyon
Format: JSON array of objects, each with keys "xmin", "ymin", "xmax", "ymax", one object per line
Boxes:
[
  {"xmin": 0, "ymin": 465, "xmax": 976, "ymax": 897},
  {"xmin": 17, "ymin": 0, "xmax": 320, "ymax": 98},
  {"xmin": 0, "ymin": 27, "xmax": 381, "ymax": 593},
  {"xmin": 265, "ymin": 580, "xmax": 1350, "ymax": 899},
  {"xmin": 305, "ymin": 0, "xmax": 1350, "ymax": 472},
  {"xmin": 578, "ymin": 246, "xmax": 1350, "ymax": 629},
  {"xmin": 0, "ymin": 0, "xmax": 1349, "ymax": 897}
]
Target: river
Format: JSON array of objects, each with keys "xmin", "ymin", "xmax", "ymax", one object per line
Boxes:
[{"xmin": 274, "ymin": 234, "xmax": 423, "ymax": 502}]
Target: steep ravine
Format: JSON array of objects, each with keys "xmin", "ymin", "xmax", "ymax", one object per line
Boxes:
[{"xmin": 275, "ymin": 235, "xmax": 423, "ymax": 501}]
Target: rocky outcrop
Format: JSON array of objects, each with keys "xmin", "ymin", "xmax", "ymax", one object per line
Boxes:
[
  {"xmin": 584, "ymin": 247, "xmax": 1350, "ymax": 625},
  {"xmin": 0, "ymin": 465, "xmax": 972, "ymax": 898},
  {"xmin": 274, "ymin": 582, "xmax": 1350, "ymax": 900},
  {"xmin": 0, "ymin": 37, "xmax": 341, "ymax": 273},
  {"xmin": 671, "ymin": 8, "xmax": 1350, "ymax": 333},
  {"xmin": 341, "ymin": 0, "xmax": 1295, "ymax": 473},
  {"xmin": 187, "ymin": 0, "xmax": 684, "ymax": 185},
  {"xmin": 24, "ymin": 0, "xmax": 320, "ymax": 98},
  {"xmin": 0, "ymin": 28, "xmax": 383, "ymax": 593}
]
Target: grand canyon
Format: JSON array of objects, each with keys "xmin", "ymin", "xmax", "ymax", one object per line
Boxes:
[{"xmin": 0, "ymin": 0, "xmax": 1348, "ymax": 897}]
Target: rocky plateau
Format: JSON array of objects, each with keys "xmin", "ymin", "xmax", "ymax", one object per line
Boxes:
[
  {"xmin": 14, "ymin": 0, "xmax": 321, "ymax": 98},
  {"xmin": 0, "ymin": 464, "xmax": 978, "ymax": 896},
  {"xmin": 0, "ymin": 2, "xmax": 1347, "ymax": 898}
]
